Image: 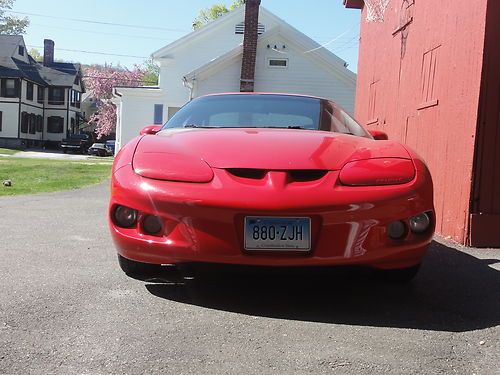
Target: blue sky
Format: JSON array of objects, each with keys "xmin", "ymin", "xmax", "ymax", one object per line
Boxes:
[{"xmin": 10, "ymin": 0, "xmax": 361, "ymax": 72}]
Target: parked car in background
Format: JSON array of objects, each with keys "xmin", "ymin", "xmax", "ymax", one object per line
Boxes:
[
  {"xmin": 60, "ymin": 134, "xmax": 93, "ymax": 154},
  {"xmin": 88, "ymin": 143, "xmax": 113, "ymax": 157},
  {"xmin": 105, "ymin": 140, "xmax": 116, "ymax": 155}
]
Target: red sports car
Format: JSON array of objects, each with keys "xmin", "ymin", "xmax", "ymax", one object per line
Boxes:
[{"xmin": 110, "ymin": 93, "xmax": 434, "ymax": 282}]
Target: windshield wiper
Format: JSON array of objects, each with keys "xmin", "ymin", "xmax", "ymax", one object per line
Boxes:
[{"xmin": 183, "ymin": 124, "xmax": 218, "ymax": 129}]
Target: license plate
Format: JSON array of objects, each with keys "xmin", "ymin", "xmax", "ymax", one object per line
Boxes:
[{"xmin": 244, "ymin": 217, "xmax": 311, "ymax": 251}]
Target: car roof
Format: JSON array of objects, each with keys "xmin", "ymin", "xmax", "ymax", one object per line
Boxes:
[{"xmin": 200, "ymin": 92, "xmax": 329, "ymax": 102}]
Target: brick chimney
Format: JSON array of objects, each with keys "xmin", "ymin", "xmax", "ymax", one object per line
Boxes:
[
  {"xmin": 43, "ymin": 39, "xmax": 55, "ymax": 66},
  {"xmin": 240, "ymin": 0, "xmax": 261, "ymax": 92}
]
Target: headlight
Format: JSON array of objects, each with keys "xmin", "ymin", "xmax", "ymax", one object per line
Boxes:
[
  {"xmin": 133, "ymin": 152, "xmax": 214, "ymax": 183},
  {"xmin": 339, "ymin": 158, "xmax": 415, "ymax": 186}
]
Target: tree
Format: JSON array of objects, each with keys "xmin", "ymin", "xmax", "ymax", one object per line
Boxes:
[
  {"xmin": 192, "ymin": 0, "xmax": 244, "ymax": 30},
  {"xmin": 0, "ymin": 0, "xmax": 29, "ymax": 35},
  {"xmin": 141, "ymin": 58, "xmax": 160, "ymax": 86},
  {"xmin": 28, "ymin": 48, "xmax": 42, "ymax": 62},
  {"xmin": 83, "ymin": 65, "xmax": 145, "ymax": 138}
]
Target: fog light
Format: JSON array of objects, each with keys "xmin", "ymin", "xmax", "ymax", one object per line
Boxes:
[
  {"xmin": 142, "ymin": 215, "xmax": 163, "ymax": 236},
  {"xmin": 409, "ymin": 212, "xmax": 431, "ymax": 234},
  {"xmin": 388, "ymin": 220, "xmax": 407, "ymax": 240},
  {"xmin": 114, "ymin": 205, "xmax": 138, "ymax": 228}
]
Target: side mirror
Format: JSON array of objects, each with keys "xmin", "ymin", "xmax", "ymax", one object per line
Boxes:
[
  {"xmin": 140, "ymin": 125, "xmax": 162, "ymax": 136},
  {"xmin": 368, "ymin": 129, "xmax": 389, "ymax": 140}
]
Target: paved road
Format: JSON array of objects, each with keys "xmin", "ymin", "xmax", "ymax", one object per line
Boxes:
[{"xmin": 0, "ymin": 183, "xmax": 499, "ymax": 374}]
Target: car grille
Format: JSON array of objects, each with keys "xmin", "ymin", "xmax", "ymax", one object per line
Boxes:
[{"xmin": 226, "ymin": 169, "xmax": 328, "ymax": 182}]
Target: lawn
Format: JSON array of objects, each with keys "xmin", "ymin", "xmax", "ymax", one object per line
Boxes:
[
  {"xmin": 0, "ymin": 148, "xmax": 20, "ymax": 155},
  {"xmin": 0, "ymin": 157, "xmax": 112, "ymax": 196}
]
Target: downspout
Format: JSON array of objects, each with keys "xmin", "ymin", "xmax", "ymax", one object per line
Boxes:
[{"xmin": 182, "ymin": 76, "xmax": 195, "ymax": 101}]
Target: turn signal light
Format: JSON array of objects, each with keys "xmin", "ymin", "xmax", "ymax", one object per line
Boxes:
[
  {"xmin": 339, "ymin": 158, "xmax": 415, "ymax": 186},
  {"xmin": 141, "ymin": 215, "xmax": 163, "ymax": 236},
  {"xmin": 388, "ymin": 220, "xmax": 407, "ymax": 240}
]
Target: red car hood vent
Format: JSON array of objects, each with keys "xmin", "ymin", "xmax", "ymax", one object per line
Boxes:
[{"xmin": 134, "ymin": 128, "xmax": 411, "ymax": 170}]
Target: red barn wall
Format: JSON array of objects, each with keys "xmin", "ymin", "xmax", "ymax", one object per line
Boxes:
[
  {"xmin": 353, "ymin": 0, "xmax": 488, "ymax": 244},
  {"xmin": 470, "ymin": 0, "xmax": 500, "ymax": 247}
]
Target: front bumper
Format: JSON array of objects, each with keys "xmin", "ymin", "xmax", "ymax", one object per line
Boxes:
[{"xmin": 109, "ymin": 163, "xmax": 434, "ymax": 270}]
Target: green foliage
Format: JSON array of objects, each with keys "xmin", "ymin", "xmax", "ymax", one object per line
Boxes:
[
  {"xmin": 0, "ymin": 0, "xmax": 29, "ymax": 35},
  {"xmin": 142, "ymin": 57, "xmax": 160, "ymax": 86},
  {"xmin": 28, "ymin": 48, "xmax": 42, "ymax": 62},
  {"xmin": 192, "ymin": 0, "xmax": 245, "ymax": 30}
]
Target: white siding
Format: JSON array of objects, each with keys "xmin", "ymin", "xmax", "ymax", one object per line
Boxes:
[
  {"xmin": 159, "ymin": 9, "xmax": 280, "ymax": 105},
  {"xmin": 194, "ymin": 56, "xmax": 243, "ymax": 97},
  {"xmin": 115, "ymin": 90, "xmax": 166, "ymax": 150},
  {"xmin": 0, "ymin": 103, "xmax": 19, "ymax": 138},
  {"xmin": 254, "ymin": 36, "xmax": 356, "ymax": 113}
]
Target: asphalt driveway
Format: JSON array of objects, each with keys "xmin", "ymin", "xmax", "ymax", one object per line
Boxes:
[{"xmin": 0, "ymin": 183, "xmax": 499, "ymax": 374}]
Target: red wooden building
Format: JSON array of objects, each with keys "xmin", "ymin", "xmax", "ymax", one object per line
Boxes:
[{"xmin": 344, "ymin": 0, "xmax": 500, "ymax": 247}]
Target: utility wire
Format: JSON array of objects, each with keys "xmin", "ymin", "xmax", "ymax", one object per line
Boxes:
[
  {"xmin": 30, "ymin": 23, "xmax": 176, "ymax": 42},
  {"xmin": 7, "ymin": 10, "xmax": 190, "ymax": 33},
  {"xmin": 26, "ymin": 44, "xmax": 148, "ymax": 59}
]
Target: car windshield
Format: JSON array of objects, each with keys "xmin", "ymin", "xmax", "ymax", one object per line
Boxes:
[{"xmin": 162, "ymin": 94, "xmax": 371, "ymax": 138}]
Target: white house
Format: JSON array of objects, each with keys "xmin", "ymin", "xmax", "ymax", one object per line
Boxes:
[
  {"xmin": 0, "ymin": 37, "xmax": 84, "ymax": 148},
  {"xmin": 113, "ymin": 1, "xmax": 356, "ymax": 152}
]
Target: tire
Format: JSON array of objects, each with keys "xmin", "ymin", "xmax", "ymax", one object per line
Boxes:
[
  {"xmin": 374, "ymin": 264, "xmax": 421, "ymax": 283},
  {"xmin": 63, "ymin": 149, "xmax": 67, "ymax": 154}
]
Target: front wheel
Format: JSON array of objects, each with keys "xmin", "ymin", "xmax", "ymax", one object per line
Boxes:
[{"xmin": 374, "ymin": 264, "xmax": 421, "ymax": 283}]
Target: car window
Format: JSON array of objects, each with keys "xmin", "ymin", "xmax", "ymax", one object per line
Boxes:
[
  {"xmin": 164, "ymin": 95, "xmax": 320, "ymax": 130},
  {"xmin": 163, "ymin": 94, "xmax": 370, "ymax": 138}
]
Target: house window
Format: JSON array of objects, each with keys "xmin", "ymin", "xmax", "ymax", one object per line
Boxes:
[
  {"xmin": 19, "ymin": 45, "xmax": 24, "ymax": 56},
  {"xmin": 70, "ymin": 90, "xmax": 75, "ymax": 107},
  {"xmin": 154, "ymin": 104, "xmax": 163, "ymax": 125},
  {"xmin": 0, "ymin": 111, "xmax": 2, "ymax": 132},
  {"xmin": 37, "ymin": 86, "xmax": 45, "ymax": 104},
  {"xmin": 29, "ymin": 114, "xmax": 36, "ymax": 134},
  {"xmin": 1, "ymin": 79, "xmax": 20, "ymax": 98},
  {"xmin": 20, "ymin": 112, "xmax": 28, "ymax": 133},
  {"xmin": 75, "ymin": 91, "xmax": 81, "ymax": 108},
  {"xmin": 27, "ymin": 82, "xmax": 34, "ymax": 101},
  {"xmin": 47, "ymin": 116, "xmax": 64, "ymax": 133},
  {"xmin": 268, "ymin": 58, "xmax": 288, "ymax": 68},
  {"xmin": 48, "ymin": 87, "xmax": 65, "ymax": 105},
  {"xmin": 36, "ymin": 115, "xmax": 43, "ymax": 133}
]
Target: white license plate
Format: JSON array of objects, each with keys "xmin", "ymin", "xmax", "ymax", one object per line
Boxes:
[{"xmin": 244, "ymin": 217, "xmax": 311, "ymax": 251}]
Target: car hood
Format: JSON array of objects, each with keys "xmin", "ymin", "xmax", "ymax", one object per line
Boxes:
[{"xmin": 133, "ymin": 128, "xmax": 411, "ymax": 171}]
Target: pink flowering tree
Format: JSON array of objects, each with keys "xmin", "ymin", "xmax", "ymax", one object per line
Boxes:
[{"xmin": 83, "ymin": 65, "xmax": 145, "ymax": 138}]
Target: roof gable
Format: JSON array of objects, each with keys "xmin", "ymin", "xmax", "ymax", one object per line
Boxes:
[{"xmin": 183, "ymin": 24, "xmax": 356, "ymax": 85}]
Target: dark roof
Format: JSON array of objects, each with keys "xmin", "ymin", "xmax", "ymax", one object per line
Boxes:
[
  {"xmin": 0, "ymin": 35, "xmax": 84, "ymax": 90},
  {"xmin": 12, "ymin": 58, "xmax": 47, "ymax": 85}
]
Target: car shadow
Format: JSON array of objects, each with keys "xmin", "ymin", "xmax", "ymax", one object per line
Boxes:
[{"xmin": 145, "ymin": 241, "xmax": 500, "ymax": 332}]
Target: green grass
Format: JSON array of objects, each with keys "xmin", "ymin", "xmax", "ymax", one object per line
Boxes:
[
  {"xmin": 0, "ymin": 157, "xmax": 112, "ymax": 196},
  {"xmin": 0, "ymin": 148, "xmax": 20, "ymax": 155}
]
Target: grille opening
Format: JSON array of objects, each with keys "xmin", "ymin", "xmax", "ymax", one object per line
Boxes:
[
  {"xmin": 227, "ymin": 168, "xmax": 267, "ymax": 179},
  {"xmin": 289, "ymin": 170, "xmax": 328, "ymax": 182}
]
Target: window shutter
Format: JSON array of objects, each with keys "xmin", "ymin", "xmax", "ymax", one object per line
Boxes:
[{"xmin": 14, "ymin": 80, "xmax": 21, "ymax": 98}]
